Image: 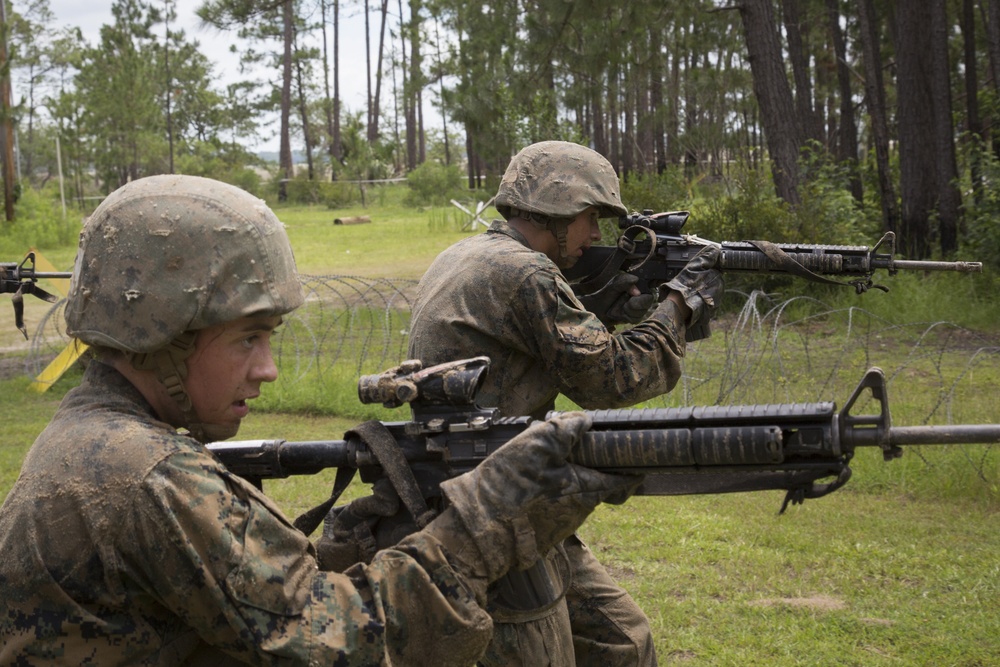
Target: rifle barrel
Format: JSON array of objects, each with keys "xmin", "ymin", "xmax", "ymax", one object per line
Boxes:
[
  {"xmin": 208, "ymin": 439, "xmax": 352, "ymax": 478},
  {"xmin": 880, "ymin": 259, "xmax": 982, "ymax": 273},
  {"xmin": 846, "ymin": 424, "xmax": 1000, "ymax": 448},
  {"xmin": 24, "ymin": 271, "xmax": 73, "ymax": 280}
]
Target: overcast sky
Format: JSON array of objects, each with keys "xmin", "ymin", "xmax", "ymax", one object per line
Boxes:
[{"xmin": 43, "ymin": 0, "xmax": 386, "ymax": 152}]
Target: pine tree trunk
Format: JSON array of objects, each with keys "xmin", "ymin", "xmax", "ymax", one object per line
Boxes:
[
  {"xmin": 895, "ymin": 1, "xmax": 935, "ymax": 258},
  {"xmin": 278, "ymin": 0, "xmax": 294, "ymax": 202},
  {"xmin": 929, "ymin": 0, "xmax": 962, "ymax": 256},
  {"xmin": 858, "ymin": 0, "xmax": 898, "ymax": 234},
  {"xmin": 735, "ymin": 0, "xmax": 803, "ymax": 205},
  {"xmin": 826, "ymin": 0, "xmax": 861, "ymax": 203},
  {"xmin": 962, "ymin": 0, "xmax": 983, "ymax": 204},
  {"xmin": 782, "ymin": 0, "xmax": 820, "ymax": 144}
]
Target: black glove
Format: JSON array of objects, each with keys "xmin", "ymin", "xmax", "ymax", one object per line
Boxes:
[
  {"xmin": 422, "ymin": 412, "xmax": 643, "ymax": 585},
  {"xmin": 576, "ymin": 272, "xmax": 656, "ymax": 328},
  {"xmin": 316, "ymin": 478, "xmax": 403, "ymax": 571},
  {"xmin": 663, "ymin": 245, "xmax": 724, "ymax": 340}
]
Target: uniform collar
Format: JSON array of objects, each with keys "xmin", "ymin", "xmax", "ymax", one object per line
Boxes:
[{"xmin": 487, "ymin": 218, "xmax": 532, "ymax": 249}]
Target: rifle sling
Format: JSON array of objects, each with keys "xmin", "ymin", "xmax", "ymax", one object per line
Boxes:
[
  {"xmin": 293, "ymin": 420, "xmax": 436, "ymax": 536},
  {"xmin": 746, "ymin": 240, "xmax": 874, "ymax": 293},
  {"xmin": 293, "ymin": 466, "xmax": 357, "ymax": 535},
  {"xmin": 572, "ymin": 225, "xmax": 657, "ymax": 296},
  {"xmin": 10, "ymin": 282, "xmax": 58, "ymax": 340}
]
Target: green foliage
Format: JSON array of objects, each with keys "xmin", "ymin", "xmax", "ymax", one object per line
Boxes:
[
  {"xmin": 795, "ymin": 147, "xmax": 880, "ymax": 245},
  {"xmin": 964, "ymin": 150, "xmax": 1000, "ymax": 275},
  {"xmin": 0, "ymin": 188, "xmax": 79, "ymax": 255},
  {"xmin": 617, "ymin": 157, "xmax": 878, "ymax": 297},
  {"xmin": 281, "ymin": 177, "xmax": 361, "ymax": 209},
  {"xmin": 819, "ymin": 269, "xmax": 996, "ymax": 331},
  {"xmin": 173, "ymin": 141, "xmax": 264, "ymax": 196},
  {"xmin": 404, "ymin": 161, "xmax": 465, "ymax": 207},
  {"xmin": 620, "ymin": 166, "xmax": 696, "ymax": 214},
  {"xmin": 689, "ymin": 165, "xmax": 796, "ymax": 241},
  {"xmin": 427, "ymin": 206, "xmax": 474, "ymax": 232}
]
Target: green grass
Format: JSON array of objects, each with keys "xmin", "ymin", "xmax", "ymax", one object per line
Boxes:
[
  {"xmin": 587, "ymin": 493, "xmax": 999, "ymax": 664},
  {"xmin": 273, "ymin": 193, "xmax": 491, "ymax": 279},
  {"xmin": 2, "ymin": 186, "xmax": 999, "ymax": 665}
]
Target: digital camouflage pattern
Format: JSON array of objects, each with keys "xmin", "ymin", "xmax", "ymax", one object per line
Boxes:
[
  {"xmin": 65, "ymin": 175, "xmax": 304, "ymax": 354},
  {"xmin": 494, "ymin": 141, "xmax": 628, "ymax": 221},
  {"xmin": 409, "ymin": 218, "xmax": 678, "ymax": 665},
  {"xmin": 408, "ymin": 219, "xmax": 687, "ymax": 420},
  {"xmin": 0, "ymin": 361, "xmax": 494, "ymax": 665}
]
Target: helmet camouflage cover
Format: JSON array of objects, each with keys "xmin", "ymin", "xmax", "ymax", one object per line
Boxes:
[
  {"xmin": 495, "ymin": 141, "xmax": 626, "ymax": 222},
  {"xmin": 65, "ymin": 174, "xmax": 304, "ymax": 354}
]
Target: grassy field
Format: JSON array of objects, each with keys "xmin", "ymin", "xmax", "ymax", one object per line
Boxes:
[{"xmin": 2, "ymin": 190, "xmax": 998, "ymax": 665}]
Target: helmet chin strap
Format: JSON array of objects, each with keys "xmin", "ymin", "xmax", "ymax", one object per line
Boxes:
[
  {"xmin": 125, "ymin": 331, "xmax": 223, "ymax": 443},
  {"xmin": 509, "ymin": 207, "xmax": 572, "ymax": 264},
  {"xmin": 550, "ymin": 223, "xmax": 571, "ymax": 265}
]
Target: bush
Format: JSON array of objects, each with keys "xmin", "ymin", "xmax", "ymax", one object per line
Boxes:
[
  {"xmin": 174, "ymin": 142, "xmax": 266, "ymax": 197},
  {"xmin": 689, "ymin": 164, "xmax": 796, "ymax": 241},
  {"xmin": 795, "ymin": 147, "xmax": 879, "ymax": 246},
  {"xmin": 282, "ymin": 178, "xmax": 360, "ymax": 208},
  {"xmin": 0, "ymin": 187, "xmax": 79, "ymax": 256},
  {"xmin": 405, "ymin": 161, "xmax": 464, "ymax": 207},
  {"xmin": 964, "ymin": 151, "xmax": 1000, "ymax": 275},
  {"xmin": 620, "ymin": 166, "xmax": 694, "ymax": 214}
]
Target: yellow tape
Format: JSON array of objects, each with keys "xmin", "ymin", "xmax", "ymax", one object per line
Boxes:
[
  {"xmin": 26, "ymin": 250, "xmax": 85, "ymax": 392},
  {"xmin": 28, "ymin": 338, "xmax": 89, "ymax": 393},
  {"xmin": 29, "ymin": 248, "xmax": 71, "ymax": 296}
]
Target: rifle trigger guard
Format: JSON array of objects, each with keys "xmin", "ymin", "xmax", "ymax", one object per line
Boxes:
[{"xmin": 779, "ymin": 465, "xmax": 853, "ymax": 514}]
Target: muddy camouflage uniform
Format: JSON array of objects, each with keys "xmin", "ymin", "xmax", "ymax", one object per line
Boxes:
[
  {"xmin": 409, "ymin": 218, "xmax": 687, "ymax": 421},
  {"xmin": 0, "ymin": 175, "xmax": 501, "ymax": 665},
  {"xmin": 408, "ymin": 219, "xmax": 681, "ymax": 666},
  {"xmin": 0, "ymin": 360, "xmax": 493, "ymax": 665},
  {"xmin": 407, "ymin": 142, "xmax": 694, "ymax": 666},
  {"xmin": 0, "ymin": 174, "xmax": 630, "ymax": 666}
]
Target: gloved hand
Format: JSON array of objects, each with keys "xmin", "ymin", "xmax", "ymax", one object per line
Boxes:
[
  {"xmin": 663, "ymin": 245, "xmax": 724, "ymax": 332},
  {"xmin": 422, "ymin": 412, "xmax": 643, "ymax": 586},
  {"xmin": 316, "ymin": 477, "xmax": 403, "ymax": 572},
  {"xmin": 576, "ymin": 272, "xmax": 656, "ymax": 328}
]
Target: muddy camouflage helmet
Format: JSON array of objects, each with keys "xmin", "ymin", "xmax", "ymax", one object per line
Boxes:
[
  {"xmin": 494, "ymin": 141, "xmax": 627, "ymax": 221},
  {"xmin": 65, "ymin": 175, "xmax": 304, "ymax": 354}
]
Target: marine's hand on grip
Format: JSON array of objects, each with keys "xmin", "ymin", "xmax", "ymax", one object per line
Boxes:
[
  {"xmin": 663, "ymin": 245, "xmax": 724, "ymax": 340},
  {"xmin": 576, "ymin": 271, "xmax": 656, "ymax": 328}
]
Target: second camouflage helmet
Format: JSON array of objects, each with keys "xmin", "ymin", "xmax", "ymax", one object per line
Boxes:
[
  {"xmin": 495, "ymin": 141, "xmax": 627, "ymax": 222},
  {"xmin": 65, "ymin": 174, "xmax": 305, "ymax": 354}
]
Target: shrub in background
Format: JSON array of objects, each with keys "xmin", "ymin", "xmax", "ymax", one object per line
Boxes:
[
  {"xmin": 965, "ymin": 151, "xmax": 1000, "ymax": 276},
  {"xmin": 0, "ymin": 187, "xmax": 79, "ymax": 256},
  {"xmin": 282, "ymin": 178, "xmax": 360, "ymax": 208},
  {"xmin": 405, "ymin": 161, "xmax": 465, "ymax": 207},
  {"xmin": 620, "ymin": 166, "xmax": 694, "ymax": 214},
  {"xmin": 174, "ymin": 142, "xmax": 265, "ymax": 197}
]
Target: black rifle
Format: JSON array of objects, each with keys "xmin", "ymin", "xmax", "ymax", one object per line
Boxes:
[
  {"xmin": 207, "ymin": 357, "xmax": 1000, "ymax": 525},
  {"xmin": 563, "ymin": 210, "xmax": 983, "ymax": 340},
  {"xmin": 1, "ymin": 253, "xmax": 64, "ymax": 338}
]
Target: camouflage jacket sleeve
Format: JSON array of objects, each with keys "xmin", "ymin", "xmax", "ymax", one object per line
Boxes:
[
  {"xmin": 509, "ymin": 264, "xmax": 688, "ymax": 410},
  {"xmin": 125, "ymin": 449, "xmax": 493, "ymax": 665}
]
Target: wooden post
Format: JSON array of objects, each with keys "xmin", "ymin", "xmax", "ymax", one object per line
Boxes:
[{"xmin": 0, "ymin": 0, "xmax": 15, "ymax": 222}]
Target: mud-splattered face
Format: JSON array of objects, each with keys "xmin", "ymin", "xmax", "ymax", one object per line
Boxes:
[{"xmin": 183, "ymin": 314, "xmax": 282, "ymax": 441}]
